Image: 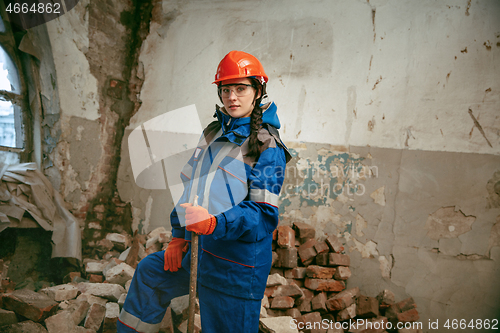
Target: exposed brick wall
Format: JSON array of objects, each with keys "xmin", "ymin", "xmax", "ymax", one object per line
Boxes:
[{"xmin": 78, "ymin": 0, "xmax": 155, "ymax": 256}]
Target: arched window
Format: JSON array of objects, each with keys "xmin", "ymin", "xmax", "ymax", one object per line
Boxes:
[{"xmin": 0, "ymin": 2, "xmax": 32, "ymax": 163}]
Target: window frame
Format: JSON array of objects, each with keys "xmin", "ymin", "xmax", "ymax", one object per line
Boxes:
[{"xmin": 0, "ymin": 1, "xmax": 32, "ymax": 161}]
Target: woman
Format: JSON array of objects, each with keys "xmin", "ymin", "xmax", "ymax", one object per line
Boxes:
[{"xmin": 118, "ymin": 50, "xmax": 291, "ymax": 333}]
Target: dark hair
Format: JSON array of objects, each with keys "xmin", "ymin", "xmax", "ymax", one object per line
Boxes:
[{"xmin": 246, "ymin": 78, "xmax": 266, "ymax": 159}]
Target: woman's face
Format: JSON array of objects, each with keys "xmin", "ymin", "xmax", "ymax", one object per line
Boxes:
[{"xmin": 219, "ymin": 78, "xmax": 260, "ymax": 118}]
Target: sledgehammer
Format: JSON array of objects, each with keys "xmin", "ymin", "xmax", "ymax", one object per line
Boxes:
[{"xmin": 187, "ymin": 195, "xmax": 199, "ymax": 333}]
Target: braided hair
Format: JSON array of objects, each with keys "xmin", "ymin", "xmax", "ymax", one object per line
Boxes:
[{"xmin": 246, "ymin": 78, "xmax": 266, "ymax": 159}]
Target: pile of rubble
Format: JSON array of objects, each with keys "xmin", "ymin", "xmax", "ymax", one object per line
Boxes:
[
  {"xmin": 0, "ymin": 223, "xmax": 421, "ymax": 333},
  {"xmin": 259, "ymin": 222, "xmax": 421, "ymax": 333},
  {"xmin": 0, "ymin": 228, "xmax": 178, "ymax": 333}
]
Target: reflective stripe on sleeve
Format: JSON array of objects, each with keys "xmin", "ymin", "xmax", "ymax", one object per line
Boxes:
[
  {"xmin": 119, "ymin": 309, "xmax": 161, "ymax": 333},
  {"xmin": 249, "ymin": 188, "xmax": 279, "ymax": 207}
]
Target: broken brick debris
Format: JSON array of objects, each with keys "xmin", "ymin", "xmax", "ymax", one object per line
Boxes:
[
  {"xmin": 276, "ymin": 248, "xmax": 298, "ymax": 268},
  {"xmin": 356, "ymin": 295, "xmax": 379, "ymax": 318},
  {"xmin": 259, "ymin": 223, "xmax": 419, "ymax": 333},
  {"xmin": 277, "ymin": 225, "xmax": 296, "ymax": 249},
  {"xmin": 2, "ymin": 289, "xmax": 58, "ymax": 322},
  {"xmin": 271, "ymin": 296, "xmax": 295, "ymax": 309},
  {"xmin": 83, "ymin": 303, "xmax": 106, "ymax": 331},
  {"xmin": 293, "ymin": 222, "xmax": 316, "ymax": 239},
  {"xmin": 0, "ymin": 308, "xmax": 18, "ymax": 327},
  {"xmin": 0, "ymin": 221, "xmax": 420, "ymax": 333},
  {"xmin": 328, "ymin": 253, "xmax": 350, "ymax": 267}
]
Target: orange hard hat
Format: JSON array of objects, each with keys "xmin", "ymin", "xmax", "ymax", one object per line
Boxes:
[{"xmin": 213, "ymin": 50, "xmax": 268, "ymax": 85}]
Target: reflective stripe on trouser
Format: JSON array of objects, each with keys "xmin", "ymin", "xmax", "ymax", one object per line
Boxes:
[
  {"xmin": 117, "ymin": 251, "xmax": 190, "ymax": 332},
  {"xmin": 117, "ymin": 250, "xmax": 262, "ymax": 333},
  {"xmin": 119, "ymin": 310, "xmax": 161, "ymax": 333},
  {"xmin": 249, "ymin": 188, "xmax": 279, "ymax": 206}
]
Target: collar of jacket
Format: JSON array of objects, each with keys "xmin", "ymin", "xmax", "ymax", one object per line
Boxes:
[{"xmin": 214, "ymin": 102, "xmax": 280, "ymax": 146}]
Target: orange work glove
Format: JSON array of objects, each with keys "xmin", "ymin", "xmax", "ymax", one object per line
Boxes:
[
  {"xmin": 180, "ymin": 203, "xmax": 217, "ymax": 235},
  {"xmin": 163, "ymin": 237, "xmax": 189, "ymax": 272}
]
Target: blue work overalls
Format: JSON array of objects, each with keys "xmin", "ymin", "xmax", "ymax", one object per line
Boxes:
[{"xmin": 118, "ymin": 102, "xmax": 291, "ymax": 333}]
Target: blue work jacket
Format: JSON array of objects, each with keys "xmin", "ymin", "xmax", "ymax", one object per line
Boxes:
[{"xmin": 170, "ymin": 102, "xmax": 291, "ymax": 300}]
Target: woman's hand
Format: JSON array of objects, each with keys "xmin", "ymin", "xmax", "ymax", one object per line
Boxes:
[
  {"xmin": 163, "ymin": 237, "xmax": 189, "ymax": 272},
  {"xmin": 180, "ymin": 203, "xmax": 217, "ymax": 235}
]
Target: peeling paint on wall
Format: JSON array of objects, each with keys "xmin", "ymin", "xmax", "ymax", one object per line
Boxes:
[
  {"xmin": 350, "ymin": 238, "xmax": 379, "ymax": 259},
  {"xmin": 370, "ymin": 186, "xmax": 385, "ymax": 206},
  {"xmin": 424, "ymin": 206, "xmax": 476, "ymax": 240}
]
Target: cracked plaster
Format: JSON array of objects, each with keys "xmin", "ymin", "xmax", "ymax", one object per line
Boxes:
[{"xmin": 113, "ymin": 0, "xmax": 500, "ymax": 326}]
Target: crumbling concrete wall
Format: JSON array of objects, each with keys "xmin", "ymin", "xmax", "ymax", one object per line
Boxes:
[
  {"xmin": 116, "ymin": 0, "xmax": 500, "ymax": 328},
  {"xmin": 44, "ymin": 0, "xmax": 154, "ymax": 253}
]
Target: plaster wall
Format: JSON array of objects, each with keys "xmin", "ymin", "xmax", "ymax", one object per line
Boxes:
[
  {"xmin": 114, "ymin": 0, "xmax": 499, "ymax": 328},
  {"xmin": 45, "ymin": 0, "xmax": 102, "ymax": 207}
]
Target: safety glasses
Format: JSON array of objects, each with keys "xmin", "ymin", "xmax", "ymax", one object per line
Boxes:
[{"xmin": 218, "ymin": 84, "xmax": 255, "ymax": 98}]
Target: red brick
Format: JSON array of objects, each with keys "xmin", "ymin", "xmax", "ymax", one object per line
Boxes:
[
  {"xmin": 284, "ymin": 267, "xmax": 307, "ymax": 279},
  {"xmin": 298, "ymin": 239, "xmax": 318, "ymax": 264},
  {"xmin": 297, "ymin": 311, "xmax": 324, "ymax": 333},
  {"xmin": 65, "ymin": 299, "xmax": 91, "ymax": 326},
  {"xmin": 289, "ymin": 279, "xmax": 304, "ymax": 288},
  {"xmin": 285, "ymin": 308, "xmax": 302, "ymax": 319},
  {"xmin": 102, "ymin": 303, "xmax": 120, "ymax": 333},
  {"xmin": 297, "ymin": 299, "xmax": 311, "ymax": 313},
  {"xmin": 398, "ymin": 297, "xmax": 417, "ymax": 312},
  {"xmin": 89, "ymin": 274, "xmax": 104, "ymax": 283},
  {"xmin": 334, "ymin": 266, "xmax": 351, "ymax": 280},
  {"xmin": 45, "ymin": 310, "xmax": 78, "ymax": 332},
  {"xmin": 398, "ymin": 308, "xmax": 420, "ymax": 322},
  {"xmin": 315, "ymin": 253, "xmax": 329, "ymax": 266},
  {"xmin": 270, "ymin": 268, "xmax": 284, "ymax": 276},
  {"xmin": 314, "ymin": 241, "xmax": 329, "ymax": 255},
  {"xmin": 311, "ymin": 292, "xmax": 327, "ymax": 313},
  {"xmin": 264, "ymin": 286, "xmax": 278, "ymax": 298},
  {"xmin": 0, "ymin": 308, "xmax": 18, "ymax": 327},
  {"xmin": 293, "ymin": 222, "xmax": 316, "ymax": 239},
  {"xmin": 84, "ymin": 303, "xmax": 106, "ymax": 331},
  {"xmin": 2, "ymin": 289, "xmax": 58, "ymax": 322},
  {"xmin": 325, "ymin": 287, "xmax": 359, "ymax": 311},
  {"xmin": 385, "ymin": 297, "xmax": 419, "ymax": 325},
  {"xmin": 272, "ymin": 228, "xmax": 278, "ymax": 241},
  {"xmin": 277, "ymin": 225, "xmax": 295, "ymax": 249},
  {"xmin": 267, "ymin": 273, "xmax": 287, "ymax": 287},
  {"xmin": 270, "ymin": 296, "xmax": 295, "ymax": 309},
  {"xmin": 0, "ymin": 321, "xmax": 49, "ymax": 332},
  {"xmin": 356, "ymin": 295, "xmax": 379, "ymax": 318},
  {"xmin": 336, "ymin": 303, "xmax": 356, "ymax": 321},
  {"xmin": 268, "ymin": 284, "xmax": 303, "ymax": 299},
  {"xmin": 304, "ymin": 278, "xmax": 345, "ymax": 292},
  {"xmin": 376, "ymin": 289, "xmax": 395, "ymax": 312},
  {"xmin": 271, "ymin": 251, "xmax": 279, "ymax": 267},
  {"xmin": 306, "ymin": 265, "xmax": 336, "ymax": 279},
  {"xmin": 266, "ymin": 308, "xmax": 286, "ymax": 317},
  {"xmin": 296, "ymin": 288, "xmax": 314, "ymax": 312},
  {"xmin": 325, "ymin": 234, "xmax": 344, "ymax": 253},
  {"xmin": 328, "ymin": 253, "xmax": 350, "ymax": 266},
  {"xmin": 276, "ymin": 248, "xmax": 298, "ymax": 268}
]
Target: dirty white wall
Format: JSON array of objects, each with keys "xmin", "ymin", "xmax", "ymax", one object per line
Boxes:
[
  {"xmin": 114, "ymin": 0, "xmax": 500, "ymax": 328},
  {"xmin": 45, "ymin": 0, "xmax": 101, "ymax": 205}
]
